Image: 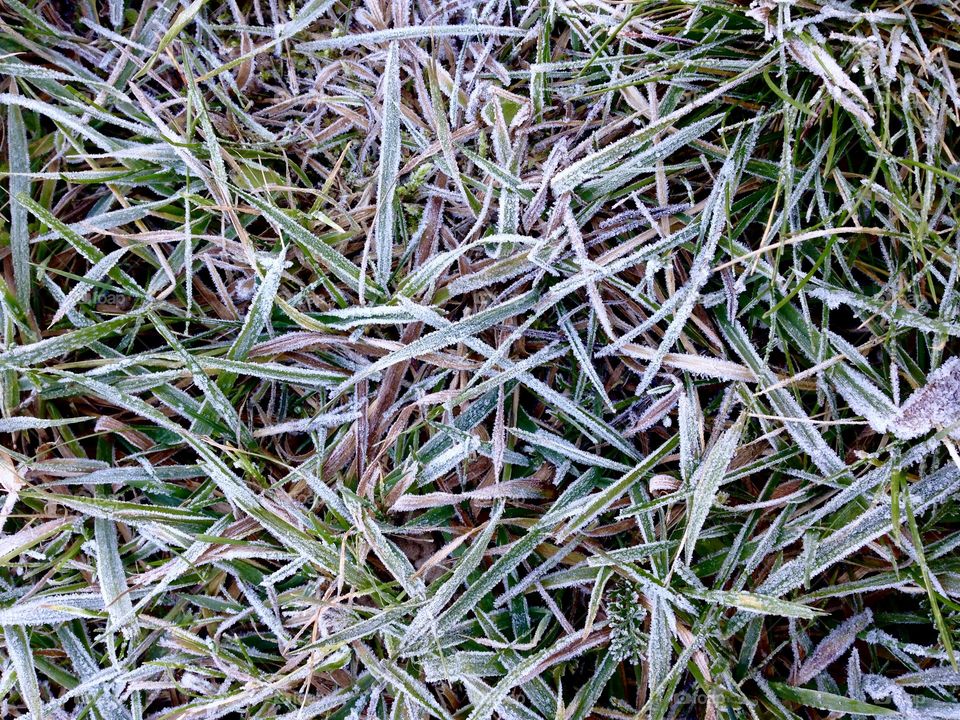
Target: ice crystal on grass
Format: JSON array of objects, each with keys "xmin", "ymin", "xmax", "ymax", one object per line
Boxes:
[
  {"xmin": 373, "ymin": 42, "xmax": 402, "ymax": 289},
  {"xmin": 890, "ymin": 358, "xmax": 960, "ymax": 440},
  {"xmin": 0, "ymin": 1, "xmax": 958, "ymax": 719},
  {"xmin": 786, "ymin": 37, "xmax": 874, "ymax": 127},
  {"xmin": 680, "ymin": 417, "xmax": 743, "ymax": 565},
  {"xmin": 607, "ymin": 581, "xmax": 647, "ymax": 664},
  {"xmin": 829, "ymin": 364, "xmax": 898, "ymax": 434},
  {"xmin": 794, "ymin": 609, "xmax": 873, "ymax": 686}
]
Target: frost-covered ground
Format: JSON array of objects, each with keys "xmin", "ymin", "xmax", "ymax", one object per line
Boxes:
[{"xmin": 1, "ymin": 0, "xmax": 959, "ymax": 718}]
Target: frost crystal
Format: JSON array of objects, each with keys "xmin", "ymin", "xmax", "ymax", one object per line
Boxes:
[
  {"xmin": 794, "ymin": 609, "xmax": 873, "ymax": 686},
  {"xmin": 607, "ymin": 581, "xmax": 647, "ymax": 663},
  {"xmin": 890, "ymin": 357, "xmax": 960, "ymax": 440}
]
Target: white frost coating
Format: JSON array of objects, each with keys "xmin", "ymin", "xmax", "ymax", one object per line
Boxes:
[
  {"xmin": 678, "ymin": 392, "xmax": 702, "ymax": 483},
  {"xmin": 550, "ymin": 53, "xmax": 774, "ymax": 194},
  {"xmin": 581, "ymin": 113, "xmax": 724, "ymax": 198},
  {"xmin": 634, "ymin": 123, "xmax": 759, "ymax": 395},
  {"xmin": 134, "ymin": 516, "xmax": 231, "ymax": 614},
  {"xmin": 374, "ymin": 41, "xmax": 402, "ymax": 288},
  {"xmin": 253, "ymin": 409, "xmax": 362, "ymax": 437},
  {"xmin": 7, "ymin": 99, "xmax": 30, "ymax": 307},
  {"xmin": 829, "ymin": 364, "xmax": 898, "ymax": 433},
  {"xmin": 314, "ymin": 305, "xmax": 419, "ymax": 329},
  {"xmin": 297, "ymin": 24, "xmax": 528, "ymax": 51},
  {"xmin": 680, "ymin": 419, "xmax": 743, "ymax": 565},
  {"xmin": 0, "ymin": 417, "xmax": 86, "ymax": 432},
  {"xmin": 847, "ymin": 647, "xmax": 864, "ymax": 701},
  {"xmin": 0, "ymin": 93, "xmax": 148, "ymax": 150},
  {"xmin": 95, "ymin": 518, "xmax": 137, "ymax": 634},
  {"xmin": 510, "ymin": 427, "xmax": 632, "ymax": 472},
  {"xmin": 808, "ymin": 283, "xmax": 960, "ymax": 336},
  {"xmin": 34, "ymin": 197, "xmax": 176, "ymax": 245},
  {"xmin": 230, "ymin": 246, "xmax": 289, "ymax": 361},
  {"xmin": 53, "ymin": 249, "xmax": 126, "ymax": 319},
  {"xmin": 273, "ymin": 690, "xmax": 360, "ymax": 720},
  {"xmin": 794, "ymin": 609, "xmax": 872, "ymax": 685},
  {"xmin": 647, "ymin": 595, "xmax": 672, "ymax": 696},
  {"xmin": 273, "ymin": 0, "xmax": 337, "ymax": 39},
  {"xmin": 391, "ymin": 478, "xmax": 545, "ymax": 511},
  {"xmin": 0, "ymin": 592, "xmax": 108, "ymax": 625},
  {"xmin": 890, "ymin": 357, "xmax": 960, "ymax": 440},
  {"xmin": 720, "ymin": 317, "xmax": 846, "ymax": 477},
  {"xmin": 58, "ymin": 627, "xmax": 131, "ymax": 720},
  {"xmin": 238, "ymin": 579, "xmax": 290, "ymax": 645},
  {"xmin": 757, "ymin": 464, "xmax": 960, "ymax": 600},
  {"xmin": 786, "ymin": 38, "xmax": 873, "ymax": 126},
  {"xmin": 866, "ymin": 629, "xmax": 953, "ymax": 661},
  {"xmin": 560, "ymin": 312, "xmax": 614, "ymax": 412},
  {"xmin": 4, "ymin": 625, "xmax": 41, "ymax": 720},
  {"xmin": 420, "ymin": 437, "xmax": 481, "ymax": 484},
  {"xmin": 863, "ymin": 674, "xmax": 923, "ymax": 718},
  {"xmin": 894, "ymin": 667, "xmax": 960, "ymax": 688}
]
